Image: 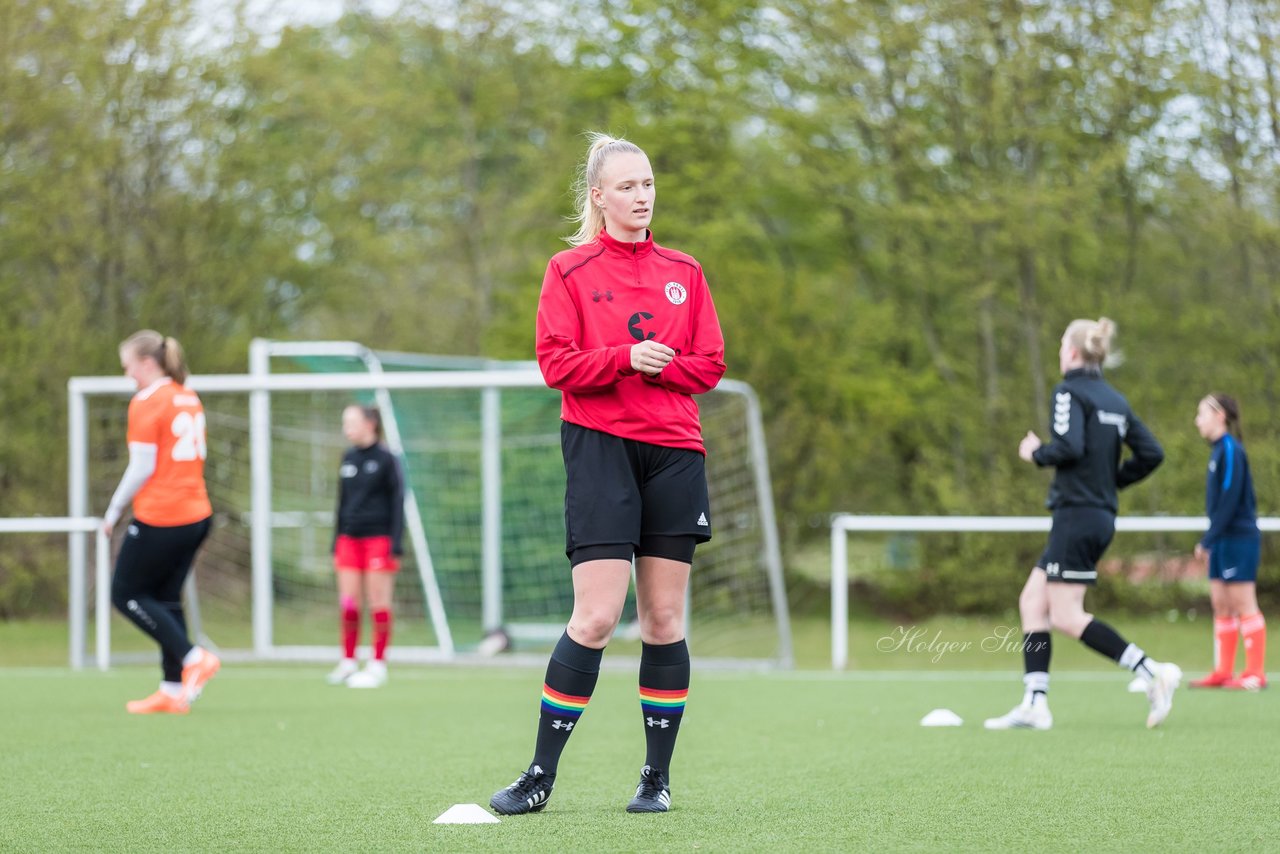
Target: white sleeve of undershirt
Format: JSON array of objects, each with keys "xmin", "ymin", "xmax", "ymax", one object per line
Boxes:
[{"xmin": 104, "ymin": 443, "xmax": 158, "ymax": 527}]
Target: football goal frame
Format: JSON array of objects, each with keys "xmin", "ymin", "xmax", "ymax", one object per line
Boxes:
[{"xmin": 66, "ymin": 341, "xmax": 792, "ymax": 667}]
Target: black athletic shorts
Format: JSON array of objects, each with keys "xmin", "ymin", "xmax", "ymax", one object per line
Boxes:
[
  {"xmin": 561, "ymin": 422, "xmax": 712, "ymax": 563},
  {"xmin": 1037, "ymin": 506, "xmax": 1115, "ymax": 585}
]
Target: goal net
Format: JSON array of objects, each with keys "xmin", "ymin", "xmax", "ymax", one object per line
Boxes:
[{"xmin": 69, "ymin": 340, "xmax": 791, "ymax": 667}]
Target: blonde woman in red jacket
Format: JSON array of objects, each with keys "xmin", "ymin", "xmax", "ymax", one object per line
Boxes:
[{"xmin": 491, "ymin": 133, "xmax": 725, "ymax": 817}]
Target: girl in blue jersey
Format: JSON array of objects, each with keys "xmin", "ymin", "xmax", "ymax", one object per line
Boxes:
[{"xmin": 1190, "ymin": 394, "xmax": 1267, "ymax": 690}]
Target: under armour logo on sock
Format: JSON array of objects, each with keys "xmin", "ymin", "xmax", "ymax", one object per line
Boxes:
[
  {"xmin": 646, "ymin": 717, "xmax": 670, "ymax": 728},
  {"xmin": 551, "ymin": 720, "xmax": 574, "ymax": 731}
]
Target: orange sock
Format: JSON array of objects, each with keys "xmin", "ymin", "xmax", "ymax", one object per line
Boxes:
[
  {"xmin": 1213, "ymin": 616, "xmax": 1240, "ymax": 676},
  {"xmin": 1240, "ymin": 612, "xmax": 1267, "ymax": 677}
]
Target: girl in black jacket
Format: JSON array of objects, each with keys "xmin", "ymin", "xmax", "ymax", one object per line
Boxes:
[{"xmin": 985, "ymin": 317, "xmax": 1181, "ymax": 731}]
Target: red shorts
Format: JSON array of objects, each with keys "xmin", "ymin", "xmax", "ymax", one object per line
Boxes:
[{"xmin": 334, "ymin": 535, "xmax": 399, "ymax": 572}]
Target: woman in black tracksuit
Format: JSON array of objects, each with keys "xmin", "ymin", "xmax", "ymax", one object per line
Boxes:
[{"xmin": 984, "ymin": 317, "xmax": 1180, "ymax": 731}]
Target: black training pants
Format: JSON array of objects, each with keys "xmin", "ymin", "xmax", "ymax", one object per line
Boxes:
[{"xmin": 111, "ymin": 517, "xmax": 210, "ymax": 682}]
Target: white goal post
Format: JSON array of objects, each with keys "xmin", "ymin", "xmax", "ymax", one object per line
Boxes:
[
  {"xmin": 830, "ymin": 514, "xmax": 1280, "ymax": 670},
  {"xmin": 67, "ymin": 343, "xmax": 792, "ymax": 668}
]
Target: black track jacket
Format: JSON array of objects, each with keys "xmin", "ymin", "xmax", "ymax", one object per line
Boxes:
[
  {"xmin": 333, "ymin": 443, "xmax": 405, "ymax": 553},
  {"xmin": 1031, "ymin": 367, "xmax": 1164, "ymax": 513}
]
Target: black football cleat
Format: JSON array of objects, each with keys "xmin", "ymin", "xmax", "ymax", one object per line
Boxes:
[
  {"xmin": 625, "ymin": 765, "xmax": 670, "ymax": 813},
  {"xmin": 490, "ymin": 765, "xmax": 555, "ymax": 816}
]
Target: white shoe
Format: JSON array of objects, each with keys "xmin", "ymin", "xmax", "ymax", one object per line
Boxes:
[
  {"xmin": 1145, "ymin": 662, "xmax": 1182, "ymax": 728},
  {"xmin": 347, "ymin": 660, "xmax": 387, "ymax": 689},
  {"xmin": 326, "ymin": 658, "xmax": 359, "ymax": 686},
  {"xmin": 984, "ymin": 698, "xmax": 1053, "ymax": 731},
  {"xmin": 1126, "ymin": 674, "xmax": 1150, "ymax": 694}
]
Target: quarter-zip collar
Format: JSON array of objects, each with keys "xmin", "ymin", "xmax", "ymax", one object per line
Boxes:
[{"xmin": 597, "ymin": 228, "xmax": 654, "ymax": 258}]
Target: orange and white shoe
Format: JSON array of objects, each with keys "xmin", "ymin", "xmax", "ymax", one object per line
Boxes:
[
  {"xmin": 1223, "ymin": 674, "xmax": 1268, "ymax": 691},
  {"xmin": 126, "ymin": 690, "xmax": 190, "ymax": 715},
  {"xmin": 181, "ymin": 649, "xmax": 221, "ymax": 702},
  {"xmin": 1189, "ymin": 671, "xmax": 1234, "ymax": 689}
]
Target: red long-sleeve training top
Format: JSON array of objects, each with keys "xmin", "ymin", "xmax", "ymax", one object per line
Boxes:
[{"xmin": 535, "ymin": 229, "xmax": 727, "ymax": 453}]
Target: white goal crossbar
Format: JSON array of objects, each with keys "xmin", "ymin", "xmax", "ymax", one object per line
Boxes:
[{"xmin": 829, "ymin": 514, "xmax": 1280, "ymax": 670}]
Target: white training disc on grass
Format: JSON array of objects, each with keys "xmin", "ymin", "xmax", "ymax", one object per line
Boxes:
[
  {"xmin": 433, "ymin": 804, "xmax": 500, "ymax": 824},
  {"xmin": 920, "ymin": 708, "xmax": 963, "ymax": 727}
]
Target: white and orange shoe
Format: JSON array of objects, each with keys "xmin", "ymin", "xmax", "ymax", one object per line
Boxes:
[
  {"xmin": 126, "ymin": 690, "xmax": 190, "ymax": 715},
  {"xmin": 181, "ymin": 649, "xmax": 221, "ymax": 703}
]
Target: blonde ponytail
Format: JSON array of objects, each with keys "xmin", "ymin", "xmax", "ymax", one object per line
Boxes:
[
  {"xmin": 1064, "ymin": 317, "xmax": 1117, "ymax": 366},
  {"xmin": 120, "ymin": 329, "xmax": 190, "ymax": 384},
  {"xmin": 162, "ymin": 336, "xmax": 188, "ymax": 384},
  {"xmin": 565, "ymin": 132, "xmax": 646, "ymax": 247}
]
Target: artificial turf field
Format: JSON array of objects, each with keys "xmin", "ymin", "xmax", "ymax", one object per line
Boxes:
[{"xmin": 1, "ymin": 657, "xmax": 1275, "ymax": 852}]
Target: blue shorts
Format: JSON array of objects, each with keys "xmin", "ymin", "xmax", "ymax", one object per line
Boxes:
[{"xmin": 1207, "ymin": 534, "xmax": 1260, "ymax": 583}]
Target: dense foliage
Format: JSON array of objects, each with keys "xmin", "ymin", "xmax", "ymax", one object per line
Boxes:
[{"xmin": 3, "ymin": 0, "xmax": 1278, "ymax": 615}]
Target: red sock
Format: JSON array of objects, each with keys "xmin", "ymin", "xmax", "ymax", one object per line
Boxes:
[
  {"xmin": 373, "ymin": 608, "xmax": 392, "ymax": 661},
  {"xmin": 341, "ymin": 597, "xmax": 360, "ymax": 659},
  {"xmin": 1213, "ymin": 615, "xmax": 1240, "ymax": 676},
  {"xmin": 1240, "ymin": 612, "xmax": 1267, "ymax": 678}
]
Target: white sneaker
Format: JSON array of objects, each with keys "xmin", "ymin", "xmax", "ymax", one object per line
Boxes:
[
  {"xmin": 1145, "ymin": 662, "xmax": 1182, "ymax": 728},
  {"xmin": 1126, "ymin": 674, "xmax": 1150, "ymax": 694},
  {"xmin": 984, "ymin": 698, "xmax": 1053, "ymax": 730},
  {"xmin": 347, "ymin": 660, "xmax": 387, "ymax": 689},
  {"xmin": 326, "ymin": 658, "xmax": 359, "ymax": 686}
]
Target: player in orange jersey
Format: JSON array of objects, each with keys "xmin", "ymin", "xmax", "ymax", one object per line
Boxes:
[{"xmin": 102, "ymin": 330, "xmax": 220, "ymax": 714}]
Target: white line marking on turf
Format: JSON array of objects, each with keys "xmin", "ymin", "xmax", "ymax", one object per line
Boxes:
[
  {"xmin": 733, "ymin": 670, "xmax": 1134, "ymax": 683},
  {"xmin": 0, "ymin": 666, "xmax": 1134, "ymax": 683}
]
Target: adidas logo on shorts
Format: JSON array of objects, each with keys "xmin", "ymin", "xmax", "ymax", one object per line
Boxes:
[{"xmin": 697, "ymin": 512, "xmax": 708, "ymax": 526}]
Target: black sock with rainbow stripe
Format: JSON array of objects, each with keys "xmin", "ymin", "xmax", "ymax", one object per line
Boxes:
[
  {"xmin": 639, "ymin": 639, "xmax": 690, "ymax": 778},
  {"xmin": 531, "ymin": 632, "xmax": 602, "ymax": 776}
]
